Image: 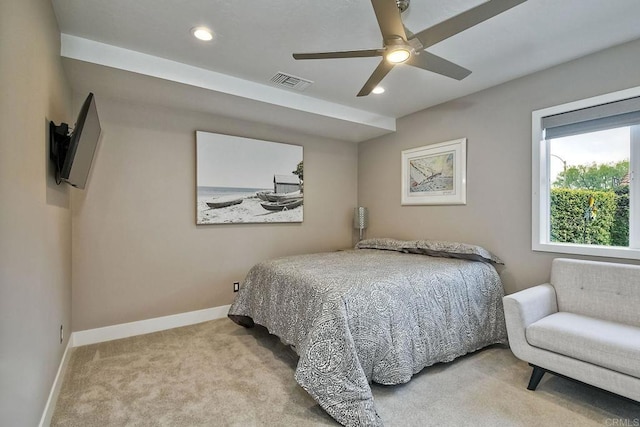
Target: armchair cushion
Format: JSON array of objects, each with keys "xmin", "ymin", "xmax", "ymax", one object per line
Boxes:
[
  {"xmin": 526, "ymin": 312, "xmax": 640, "ymax": 378},
  {"xmin": 551, "ymin": 259, "xmax": 640, "ymax": 328}
]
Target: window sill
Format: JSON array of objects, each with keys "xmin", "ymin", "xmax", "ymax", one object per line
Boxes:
[{"xmin": 533, "ymin": 242, "xmax": 640, "ymax": 261}]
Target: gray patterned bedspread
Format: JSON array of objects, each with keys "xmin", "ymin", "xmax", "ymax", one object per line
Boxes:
[{"xmin": 228, "ymin": 249, "xmax": 507, "ymax": 426}]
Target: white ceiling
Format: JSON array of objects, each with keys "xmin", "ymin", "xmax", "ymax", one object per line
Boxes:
[{"xmin": 52, "ymin": 0, "xmax": 640, "ymax": 142}]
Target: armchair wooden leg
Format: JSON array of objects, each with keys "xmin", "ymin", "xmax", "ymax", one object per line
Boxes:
[{"xmin": 527, "ymin": 364, "xmax": 546, "ymax": 390}]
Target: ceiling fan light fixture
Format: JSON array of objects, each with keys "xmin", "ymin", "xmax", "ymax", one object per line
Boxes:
[
  {"xmin": 386, "ymin": 47, "xmax": 411, "ymax": 64},
  {"xmin": 384, "ymin": 38, "xmax": 412, "ymax": 64},
  {"xmin": 191, "ymin": 26, "xmax": 214, "ymax": 41},
  {"xmin": 372, "ymin": 86, "xmax": 385, "ymax": 94}
]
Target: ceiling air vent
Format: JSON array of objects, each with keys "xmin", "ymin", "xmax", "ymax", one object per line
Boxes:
[{"xmin": 270, "ymin": 72, "xmax": 313, "ymax": 92}]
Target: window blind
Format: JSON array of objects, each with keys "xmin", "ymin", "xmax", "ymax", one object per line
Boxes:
[{"xmin": 542, "ymin": 96, "xmax": 640, "ymax": 139}]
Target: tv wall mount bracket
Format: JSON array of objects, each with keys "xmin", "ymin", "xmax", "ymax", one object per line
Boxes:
[{"xmin": 49, "ymin": 120, "xmax": 71, "ymax": 185}]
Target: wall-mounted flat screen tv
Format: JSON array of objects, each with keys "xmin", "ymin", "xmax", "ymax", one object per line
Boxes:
[{"xmin": 50, "ymin": 92, "xmax": 101, "ymax": 189}]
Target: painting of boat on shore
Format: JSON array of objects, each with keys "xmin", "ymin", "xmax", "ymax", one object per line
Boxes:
[
  {"xmin": 409, "ymin": 152, "xmax": 454, "ymax": 193},
  {"xmin": 196, "ymin": 131, "xmax": 303, "ymax": 224},
  {"xmin": 401, "ymin": 138, "xmax": 466, "ymax": 205}
]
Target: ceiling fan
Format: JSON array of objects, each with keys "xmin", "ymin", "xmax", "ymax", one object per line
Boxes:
[{"xmin": 292, "ymin": 0, "xmax": 527, "ymax": 97}]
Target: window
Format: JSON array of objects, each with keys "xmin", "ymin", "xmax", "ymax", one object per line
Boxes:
[{"xmin": 532, "ymin": 87, "xmax": 640, "ymax": 260}]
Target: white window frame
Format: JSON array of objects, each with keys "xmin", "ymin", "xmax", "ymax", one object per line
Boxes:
[{"xmin": 532, "ymin": 86, "xmax": 640, "ymax": 260}]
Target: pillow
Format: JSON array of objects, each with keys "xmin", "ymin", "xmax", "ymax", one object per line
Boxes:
[
  {"xmin": 356, "ymin": 238, "xmax": 504, "ymax": 265},
  {"xmin": 409, "ymin": 240, "xmax": 503, "ymax": 265},
  {"xmin": 355, "ymin": 237, "xmax": 407, "ymax": 252}
]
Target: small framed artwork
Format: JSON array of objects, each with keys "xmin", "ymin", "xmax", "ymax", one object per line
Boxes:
[{"xmin": 401, "ymin": 138, "xmax": 466, "ymax": 205}]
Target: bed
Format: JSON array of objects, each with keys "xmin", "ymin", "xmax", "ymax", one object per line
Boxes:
[{"xmin": 228, "ymin": 238, "xmax": 507, "ymax": 426}]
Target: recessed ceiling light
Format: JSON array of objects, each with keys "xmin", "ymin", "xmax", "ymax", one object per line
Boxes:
[
  {"xmin": 191, "ymin": 27, "xmax": 213, "ymax": 41},
  {"xmin": 372, "ymin": 86, "xmax": 385, "ymax": 95}
]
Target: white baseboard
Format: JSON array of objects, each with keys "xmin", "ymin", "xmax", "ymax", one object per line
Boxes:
[
  {"xmin": 40, "ymin": 305, "xmax": 231, "ymax": 426},
  {"xmin": 39, "ymin": 338, "xmax": 73, "ymax": 427},
  {"xmin": 72, "ymin": 304, "xmax": 231, "ymax": 347}
]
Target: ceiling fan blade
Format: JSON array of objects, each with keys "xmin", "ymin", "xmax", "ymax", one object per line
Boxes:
[
  {"xmin": 357, "ymin": 60, "xmax": 395, "ymax": 97},
  {"xmin": 413, "ymin": 0, "xmax": 527, "ymax": 49},
  {"xmin": 406, "ymin": 51, "xmax": 471, "ymax": 80},
  {"xmin": 404, "ymin": 25, "xmax": 415, "ymax": 39},
  {"xmin": 371, "ymin": 0, "xmax": 407, "ymax": 41},
  {"xmin": 293, "ymin": 49, "xmax": 384, "ymax": 60}
]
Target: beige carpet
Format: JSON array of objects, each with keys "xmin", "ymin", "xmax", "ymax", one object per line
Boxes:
[{"xmin": 52, "ymin": 318, "xmax": 639, "ymax": 426}]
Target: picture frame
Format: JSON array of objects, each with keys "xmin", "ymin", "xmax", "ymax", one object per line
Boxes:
[
  {"xmin": 196, "ymin": 131, "xmax": 303, "ymax": 224},
  {"xmin": 401, "ymin": 138, "xmax": 466, "ymax": 205}
]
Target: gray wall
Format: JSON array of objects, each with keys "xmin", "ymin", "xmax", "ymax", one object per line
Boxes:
[
  {"xmin": 0, "ymin": 0, "xmax": 73, "ymax": 425},
  {"xmin": 71, "ymin": 98, "xmax": 358, "ymax": 331},
  {"xmin": 358, "ymin": 39, "xmax": 640, "ymax": 295}
]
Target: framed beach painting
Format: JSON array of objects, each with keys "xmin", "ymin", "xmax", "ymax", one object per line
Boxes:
[
  {"xmin": 401, "ymin": 138, "xmax": 466, "ymax": 205},
  {"xmin": 196, "ymin": 131, "xmax": 303, "ymax": 224}
]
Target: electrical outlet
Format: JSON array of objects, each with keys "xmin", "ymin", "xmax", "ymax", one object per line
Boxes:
[
  {"xmin": 233, "ymin": 282, "xmax": 240, "ymax": 292},
  {"xmin": 60, "ymin": 325, "xmax": 64, "ymax": 344}
]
